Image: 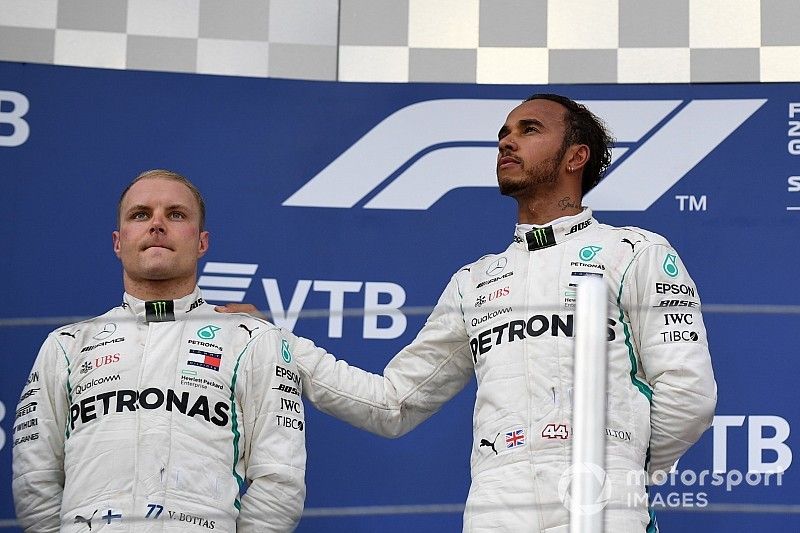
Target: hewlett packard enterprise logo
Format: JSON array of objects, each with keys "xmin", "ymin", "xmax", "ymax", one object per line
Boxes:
[{"xmin": 282, "ymin": 98, "xmax": 765, "ymax": 211}]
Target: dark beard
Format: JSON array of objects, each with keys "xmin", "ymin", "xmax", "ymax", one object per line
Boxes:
[{"xmin": 498, "ymin": 157, "xmax": 560, "ymax": 197}]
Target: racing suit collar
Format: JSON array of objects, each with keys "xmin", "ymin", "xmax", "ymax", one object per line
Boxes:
[
  {"xmin": 122, "ymin": 286, "xmax": 205, "ymax": 323},
  {"xmin": 514, "ymin": 208, "xmax": 595, "ymax": 251}
]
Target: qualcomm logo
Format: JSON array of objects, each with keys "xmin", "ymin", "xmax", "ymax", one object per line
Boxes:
[
  {"xmin": 282, "ymin": 98, "xmax": 766, "ymax": 211},
  {"xmin": 198, "ymin": 262, "xmax": 407, "ymax": 339}
]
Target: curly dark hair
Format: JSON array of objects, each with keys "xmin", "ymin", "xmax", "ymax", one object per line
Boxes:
[{"xmin": 524, "ymin": 93, "xmax": 614, "ymax": 195}]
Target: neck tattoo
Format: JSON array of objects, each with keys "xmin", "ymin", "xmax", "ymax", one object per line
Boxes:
[{"xmin": 558, "ymin": 196, "xmax": 579, "ymax": 210}]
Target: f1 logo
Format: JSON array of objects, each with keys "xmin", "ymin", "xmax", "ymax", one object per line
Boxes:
[{"xmin": 283, "ymin": 98, "xmax": 766, "ymax": 211}]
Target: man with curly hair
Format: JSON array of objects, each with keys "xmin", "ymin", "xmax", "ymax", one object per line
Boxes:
[{"xmin": 225, "ymin": 94, "xmax": 717, "ymax": 532}]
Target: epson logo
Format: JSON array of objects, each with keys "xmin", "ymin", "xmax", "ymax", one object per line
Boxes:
[
  {"xmin": 282, "ymin": 98, "xmax": 765, "ymax": 211},
  {"xmin": 276, "ymin": 365, "xmax": 301, "ymax": 386},
  {"xmin": 655, "ymin": 283, "xmax": 696, "ymax": 297},
  {"xmin": 469, "ymin": 314, "xmax": 617, "ymax": 361}
]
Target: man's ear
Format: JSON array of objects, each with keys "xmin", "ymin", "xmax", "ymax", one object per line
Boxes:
[
  {"xmin": 198, "ymin": 231, "xmax": 209, "ymax": 258},
  {"xmin": 566, "ymin": 144, "xmax": 589, "ymax": 173},
  {"xmin": 112, "ymin": 230, "xmax": 121, "ymax": 258}
]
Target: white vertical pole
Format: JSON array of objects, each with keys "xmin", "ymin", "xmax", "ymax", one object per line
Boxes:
[{"xmin": 570, "ymin": 276, "xmax": 608, "ymax": 533}]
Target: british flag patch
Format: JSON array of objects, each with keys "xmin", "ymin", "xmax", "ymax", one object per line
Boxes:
[{"xmin": 505, "ymin": 428, "xmax": 526, "ymax": 449}]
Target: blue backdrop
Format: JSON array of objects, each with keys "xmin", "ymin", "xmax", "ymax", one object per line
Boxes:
[{"xmin": 1, "ymin": 61, "xmax": 797, "ymax": 531}]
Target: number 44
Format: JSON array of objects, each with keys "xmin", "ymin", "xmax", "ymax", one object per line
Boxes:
[{"xmin": 542, "ymin": 423, "xmax": 569, "ymax": 439}]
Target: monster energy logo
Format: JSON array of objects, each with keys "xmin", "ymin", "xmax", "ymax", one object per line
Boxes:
[
  {"xmin": 146, "ymin": 300, "xmax": 175, "ymax": 322},
  {"xmin": 151, "ymin": 301, "xmax": 167, "ymax": 318},
  {"xmin": 525, "ymin": 226, "xmax": 556, "ymax": 251},
  {"xmin": 663, "ymin": 253, "xmax": 679, "ymax": 277}
]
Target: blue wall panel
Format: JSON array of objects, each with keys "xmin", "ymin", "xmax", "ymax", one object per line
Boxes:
[{"xmin": 1, "ymin": 62, "xmax": 796, "ymax": 530}]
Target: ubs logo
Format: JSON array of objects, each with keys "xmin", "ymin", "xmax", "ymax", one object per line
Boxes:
[
  {"xmin": 475, "ymin": 287, "xmax": 509, "ymax": 307},
  {"xmin": 95, "ymin": 353, "xmax": 121, "ymax": 368}
]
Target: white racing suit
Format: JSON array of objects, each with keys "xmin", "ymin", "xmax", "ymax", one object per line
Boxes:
[
  {"xmin": 12, "ymin": 288, "xmax": 306, "ymax": 533},
  {"xmin": 293, "ymin": 208, "xmax": 716, "ymax": 532}
]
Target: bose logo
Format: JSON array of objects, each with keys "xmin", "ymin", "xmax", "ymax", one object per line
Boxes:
[{"xmin": 283, "ymin": 98, "xmax": 766, "ymax": 211}]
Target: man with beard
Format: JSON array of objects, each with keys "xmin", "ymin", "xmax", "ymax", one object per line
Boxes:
[{"xmin": 221, "ymin": 94, "xmax": 717, "ymax": 532}]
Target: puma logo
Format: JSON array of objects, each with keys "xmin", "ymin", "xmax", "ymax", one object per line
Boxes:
[
  {"xmin": 238, "ymin": 324, "xmax": 258, "ymax": 337},
  {"xmin": 479, "ymin": 433, "xmax": 501, "ymax": 455},
  {"xmin": 59, "ymin": 331, "xmax": 77, "ymax": 338},
  {"xmin": 74, "ymin": 510, "xmax": 97, "ymax": 530},
  {"xmin": 622, "ymin": 238, "xmax": 641, "ymax": 252}
]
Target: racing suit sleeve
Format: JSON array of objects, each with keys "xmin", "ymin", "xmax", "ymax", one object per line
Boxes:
[
  {"xmin": 290, "ymin": 274, "xmax": 475, "ymax": 438},
  {"xmin": 625, "ymin": 243, "xmax": 717, "ymax": 475},
  {"xmin": 12, "ymin": 335, "xmax": 69, "ymax": 533},
  {"xmin": 237, "ymin": 328, "xmax": 306, "ymax": 532}
]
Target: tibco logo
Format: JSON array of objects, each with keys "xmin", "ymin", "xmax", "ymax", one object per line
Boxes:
[
  {"xmin": 282, "ymin": 98, "xmax": 766, "ymax": 211},
  {"xmin": 198, "ymin": 262, "xmax": 408, "ymax": 339}
]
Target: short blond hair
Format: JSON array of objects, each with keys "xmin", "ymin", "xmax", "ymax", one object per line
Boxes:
[{"xmin": 117, "ymin": 169, "xmax": 206, "ymax": 230}]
